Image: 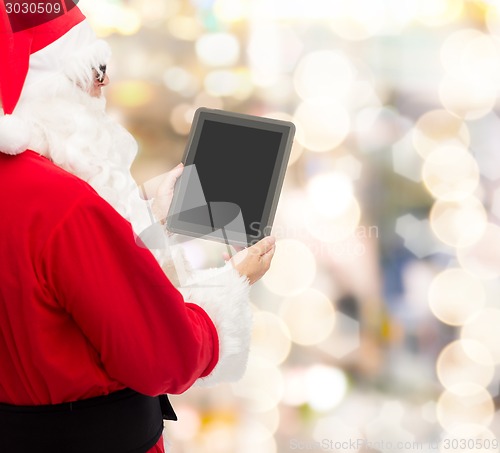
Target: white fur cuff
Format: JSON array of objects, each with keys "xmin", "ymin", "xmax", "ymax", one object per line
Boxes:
[{"xmin": 179, "ymin": 264, "xmax": 252, "ymax": 386}]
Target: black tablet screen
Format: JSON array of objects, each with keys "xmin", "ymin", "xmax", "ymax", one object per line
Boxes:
[{"xmin": 178, "ymin": 120, "xmax": 283, "ymax": 236}]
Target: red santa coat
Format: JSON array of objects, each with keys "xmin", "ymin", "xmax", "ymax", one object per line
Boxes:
[{"xmin": 0, "ymin": 150, "xmax": 250, "ymax": 452}]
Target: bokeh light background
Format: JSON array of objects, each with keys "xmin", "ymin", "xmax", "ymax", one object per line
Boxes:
[{"xmin": 80, "ymin": 0, "xmax": 500, "ymax": 451}]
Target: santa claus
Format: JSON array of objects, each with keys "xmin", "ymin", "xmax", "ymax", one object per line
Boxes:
[{"xmin": 0, "ymin": 2, "xmax": 275, "ymax": 452}]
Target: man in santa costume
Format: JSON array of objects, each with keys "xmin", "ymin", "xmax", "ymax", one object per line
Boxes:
[{"xmin": 0, "ymin": 1, "xmax": 276, "ymax": 452}]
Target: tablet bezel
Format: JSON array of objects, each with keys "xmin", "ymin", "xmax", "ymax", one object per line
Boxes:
[{"xmin": 166, "ymin": 107, "xmax": 295, "ymax": 247}]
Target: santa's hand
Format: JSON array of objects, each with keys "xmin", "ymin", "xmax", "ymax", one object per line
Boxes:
[
  {"xmin": 139, "ymin": 163, "xmax": 184, "ymax": 224},
  {"xmin": 228, "ymin": 236, "xmax": 276, "ymax": 285}
]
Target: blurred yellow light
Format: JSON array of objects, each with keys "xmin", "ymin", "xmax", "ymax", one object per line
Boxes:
[
  {"xmin": 257, "ymin": 76, "xmax": 295, "ymax": 104},
  {"xmin": 330, "ymin": 16, "xmax": 376, "ymax": 41},
  {"xmin": 83, "ymin": 2, "xmax": 142, "ymax": 37},
  {"xmin": 439, "ymin": 29, "xmax": 500, "ymax": 121},
  {"xmin": 329, "ymin": 0, "xmax": 383, "ymax": 41},
  {"xmin": 272, "ymin": 191, "xmax": 310, "ymax": 237},
  {"xmin": 305, "ymin": 365, "xmax": 348, "ymax": 412},
  {"xmin": 239, "ymin": 418, "xmax": 274, "ymax": 445},
  {"xmin": 282, "ymin": 368, "xmax": 308, "ymax": 406},
  {"xmin": 441, "ymin": 29, "xmax": 485, "ymax": 75},
  {"xmin": 293, "ymin": 101, "xmax": 350, "ymax": 152},
  {"xmin": 417, "ymin": 0, "xmax": 464, "ymax": 27},
  {"xmin": 306, "ymin": 198, "xmax": 362, "ymax": 243},
  {"xmin": 262, "ymin": 239, "xmax": 316, "ymax": 297},
  {"xmin": 231, "ymin": 357, "xmax": 284, "ymax": 412},
  {"xmin": 422, "ymin": 145, "xmax": 479, "ymax": 201},
  {"xmin": 196, "ymin": 33, "xmax": 240, "ymax": 67},
  {"xmin": 348, "ymin": 80, "xmax": 380, "ymax": 111},
  {"xmin": 203, "ymin": 70, "xmax": 252, "ymax": 99},
  {"xmin": 461, "ymin": 308, "xmax": 500, "ymax": 363},
  {"xmin": 198, "ymin": 419, "xmax": 236, "ymax": 453},
  {"xmin": 460, "ymin": 35, "xmax": 500, "ymax": 84},
  {"xmin": 334, "ymin": 154, "xmax": 363, "ymax": 180},
  {"xmin": 307, "ymin": 172, "xmax": 354, "ymax": 219},
  {"xmin": 247, "ymin": 23, "xmax": 281, "ymax": 87},
  {"xmin": 486, "ymin": 3, "xmax": 500, "ymax": 35},
  {"xmin": 457, "ymin": 223, "xmax": 500, "ymax": 279},
  {"xmin": 130, "ymin": 0, "xmax": 180, "ymax": 23},
  {"xmin": 204, "ymin": 70, "xmax": 239, "ymax": 97},
  {"xmin": 354, "ymin": 106, "xmax": 383, "ymax": 135},
  {"xmin": 167, "ymin": 16, "xmax": 203, "ymax": 41},
  {"xmin": 293, "ymin": 51, "xmax": 354, "ymax": 103},
  {"xmin": 230, "ymin": 69, "xmax": 254, "ymax": 101},
  {"xmin": 169, "ymin": 405, "xmax": 201, "ymax": 441},
  {"xmin": 109, "ymin": 81, "xmax": 154, "ymax": 108},
  {"xmin": 170, "ymin": 104, "xmax": 195, "ymax": 135},
  {"xmin": 117, "ymin": 7, "xmax": 142, "ymax": 36},
  {"xmin": 429, "ymin": 197, "xmax": 487, "ymax": 248},
  {"xmin": 436, "ymin": 384, "xmax": 494, "ymax": 432},
  {"xmin": 251, "ymin": 311, "xmax": 292, "ymax": 365},
  {"xmin": 252, "ymin": 0, "xmax": 338, "ymax": 20},
  {"xmin": 279, "ymin": 288, "xmax": 335, "ymax": 346},
  {"xmin": 382, "ymin": 0, "xmax": 419, "ymax": 32},
  {"xmin": 256, "ymin": 407, "xmax": 280, "ymax": 435},
  {"xmin": 436, "ymin": 340, "xmax": 494, "ymax": 390},
  {"xmin": 214, "ymin": 0, "xmax": 249, "ymax": 22},
  {"xmin": 439, "ymin": 74, "xmax": 497, "ymax": 120},
  {"xmin": 163, "ymin": 67, "xmax": 198, "ymax": 96},
  {"xmin": 412, "ymin": 109, "xmax": 470, "ymax": 159},
  {"xmin": 249, "ymin": 0, "xmax": 416, "ymax": 31},
  {"xmin": 193, "ymin": 92, "xmax": 224, "ymax": 111},
  {"xmin": 428, "ymin": 268, "xmax": 485, "ymax": 326}
]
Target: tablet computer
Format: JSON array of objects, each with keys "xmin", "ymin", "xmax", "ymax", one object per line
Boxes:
[{"xmin": 166, "ymin": 107, "xmax": 295, "ymax": 247}]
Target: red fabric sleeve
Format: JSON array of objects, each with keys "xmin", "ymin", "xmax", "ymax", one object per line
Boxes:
[{"xmin": 40, "ymin": 192, "xmax": 219, "ymax": 396}]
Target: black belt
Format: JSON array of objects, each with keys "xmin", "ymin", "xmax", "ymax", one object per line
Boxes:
[{"xmin": 0, "ymin": 389, "xmax": 177, "ymax": 453}]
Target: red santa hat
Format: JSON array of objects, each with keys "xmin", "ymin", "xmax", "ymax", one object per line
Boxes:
[{"xmin": 0, "ymin": 1, "xmax": 111, "ymax": 155}]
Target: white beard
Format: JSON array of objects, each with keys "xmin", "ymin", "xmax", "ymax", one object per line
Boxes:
[{"xmin": 15, "ymin": 76, "xmax": 139, "ymax": 221}]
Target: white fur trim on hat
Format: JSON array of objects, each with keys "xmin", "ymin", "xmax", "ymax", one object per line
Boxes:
[{"xmin": 0, "ymin": 114, "xmax": 31, "ymax": 155}]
